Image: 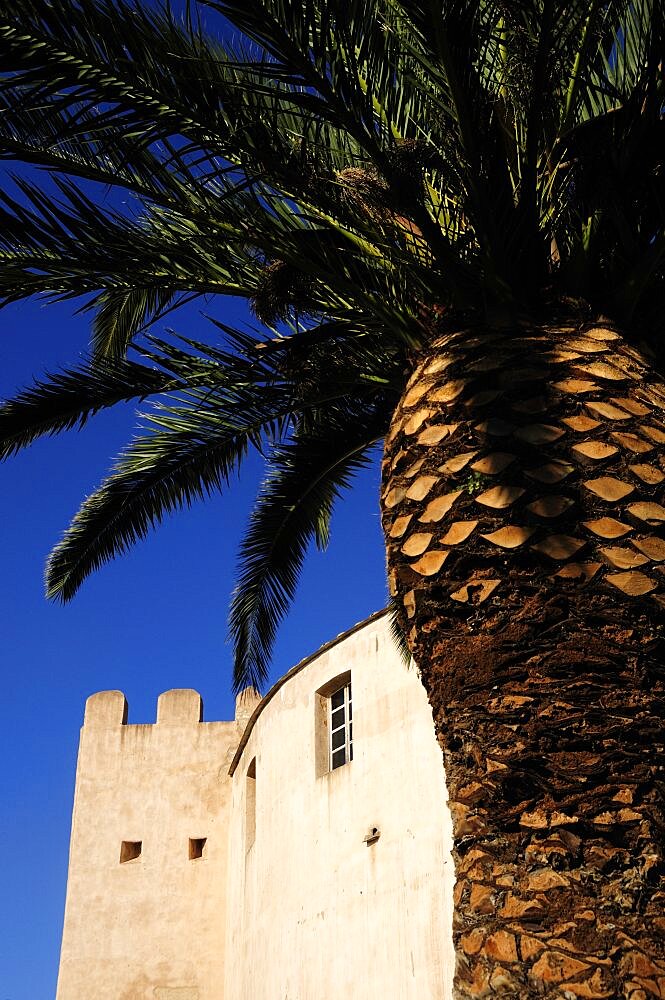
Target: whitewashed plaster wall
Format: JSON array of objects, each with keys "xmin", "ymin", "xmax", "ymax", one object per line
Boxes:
[{"xmin": 224, "ymin": 612, "xmax": 454, "ymax": 1000}]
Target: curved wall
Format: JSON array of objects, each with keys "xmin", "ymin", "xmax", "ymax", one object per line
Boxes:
[{"xmin": 224, "ymin": 612, "xmax": 455, "ymax": 999}]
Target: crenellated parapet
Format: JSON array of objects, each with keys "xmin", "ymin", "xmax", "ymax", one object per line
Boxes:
[{"xmin": 82, "ymin": 687, "xmax": 260, "ymax": 729}]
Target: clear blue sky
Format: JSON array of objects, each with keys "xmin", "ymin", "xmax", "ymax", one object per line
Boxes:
[{"xmin": 0, "ymin": 294, "xmax": 387, "ymax": 998}]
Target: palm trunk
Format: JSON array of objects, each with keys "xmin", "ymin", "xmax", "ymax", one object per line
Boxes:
[{"xmin": 382, "ymin": 320, "xmax": 665, "ymax": 998}]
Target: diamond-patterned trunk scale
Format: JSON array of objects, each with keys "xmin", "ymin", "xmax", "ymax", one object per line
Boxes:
[{"xmin": 382, "ymin": 322, "xmax": 665, "ymax": 999}]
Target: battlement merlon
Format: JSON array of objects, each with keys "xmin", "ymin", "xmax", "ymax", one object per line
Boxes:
[
  {"xmin": 156, "ymin": 688, "xmax": 203, "ymax": 725},
  {"xmin": 82, "ymin": 687, "xmax": 263, "ymax": 729}
]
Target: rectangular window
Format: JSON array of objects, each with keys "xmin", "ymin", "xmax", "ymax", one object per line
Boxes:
[
  {"xmin": 245, "ymin": 758, "xmax": 256, "ymax": 851},
  {"xmin": 329, "ymin": 681, "xmax": 353, "ymax": 770}
]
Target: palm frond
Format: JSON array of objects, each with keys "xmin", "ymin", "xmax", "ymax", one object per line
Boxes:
[
  {"xmin": 43, "ymin": 323, "xmax": 398, "ymax": 604},
  {"xmin": 0, "ymin": 0, "xmax": 233, "ymax": 161},
  {"xmin": 1, "ymin": 0, "xmax": 369, "ymax": 198},
  {"xmin": 0, "ymin": 172, "xmax": 256, "ymax": 331},
  {"xmin": 0, "ymin": 84, "xmax": 189, "ymax": 205},
  {"xmin": 88, "ymin": 287, "xmax": 181, "ymax": 359},
  {"xmin": 0, "ymin": 357, "xmax": 178, "ymax": 459},
  {"xmin": 44, "ymin": 395, "xmax": 275, "ymax": 602},
  {"xmin": 229, "ymin": 405, "xmax": 389, "ymax": 690},
  {"xmin": 389, "ymin": 596, "xmax": 412, "ymax": 666}
]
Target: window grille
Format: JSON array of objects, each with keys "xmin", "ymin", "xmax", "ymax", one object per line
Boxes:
[{"xmin": 329, "ymin": 681, "xmax": 353, "ymax": 770}]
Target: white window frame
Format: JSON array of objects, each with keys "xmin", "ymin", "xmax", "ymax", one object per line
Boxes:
[{"xmin": 329, "ymin": 680, "xmax": 353, "ymax": 770}]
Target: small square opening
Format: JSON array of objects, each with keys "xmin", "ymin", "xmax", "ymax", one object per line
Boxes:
[
  {"xmin": 189, "ymin": 837, "xmax": 207, "ymax": 860},
  {"xmin": 120, "ymin": 840, "xmax": 142, "ymax": 863}
]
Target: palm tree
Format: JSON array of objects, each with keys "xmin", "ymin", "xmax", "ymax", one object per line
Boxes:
[{"xmin": 1, "ymin": 0, "xmax": 665, "ymax": 993}]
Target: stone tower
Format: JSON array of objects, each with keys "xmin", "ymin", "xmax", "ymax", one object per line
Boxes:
[{"xmin": 57, "ymin": 613, "xmax": 454, "ymax": 1000}]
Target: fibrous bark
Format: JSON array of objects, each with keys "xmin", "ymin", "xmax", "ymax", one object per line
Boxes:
[{"xmin": 382, "ymin": 322, "xmax": 665, "ymax": 998}]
